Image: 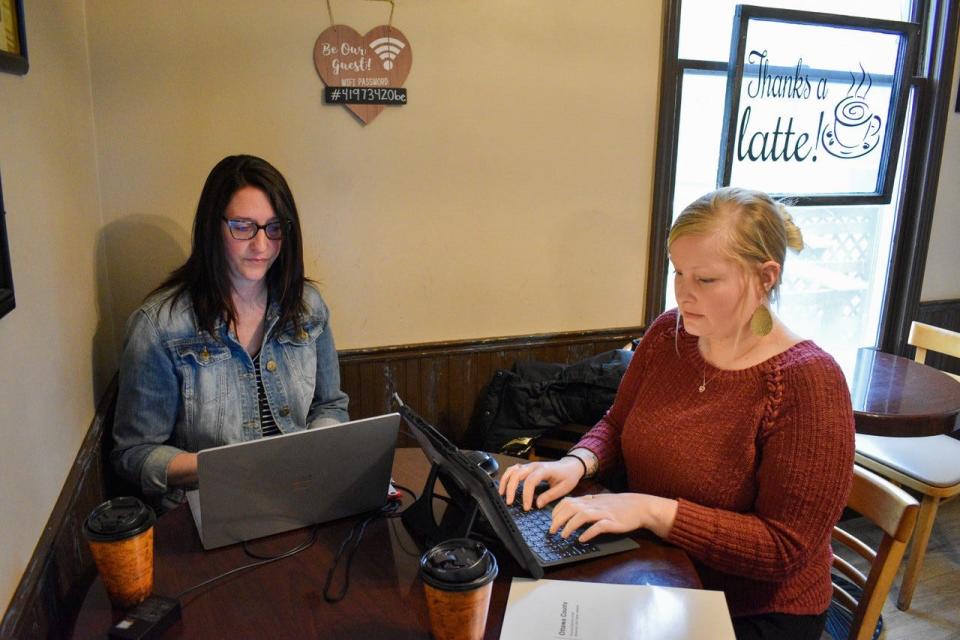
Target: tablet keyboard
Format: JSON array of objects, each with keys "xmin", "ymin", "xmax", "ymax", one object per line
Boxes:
[{"xmin": 503, "ymin": 484, "xmax": 600, "ymax": 564}]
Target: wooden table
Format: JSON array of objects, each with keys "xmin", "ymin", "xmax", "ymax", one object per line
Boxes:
[
  {"xmin": 70, "ymin": 449, "xmax": 700, "ymax": 639},
  {"xmin": 849, "ymin": 348, "xmax": 960, "ymax": 437}
]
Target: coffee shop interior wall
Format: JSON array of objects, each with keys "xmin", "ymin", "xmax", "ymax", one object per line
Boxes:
[
  {"xmin": 923, "ymin": 51, "xmax": 960, "ymax": 302},
  {"xmin": 1, "ymin": 0, "xmax": 958, "ymax": 616}
]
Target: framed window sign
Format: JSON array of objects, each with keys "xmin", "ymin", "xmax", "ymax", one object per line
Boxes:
[
  {"xmin": 0, "ymin": 172, "xmax": 14, "ymax": 319},
  {"xmin": 718, "ymin": 5, "xmax": 918, "ymax": 205},
  {"xmin": 0, "ymin": 0, "xmax": 28, "ymax": 75}
]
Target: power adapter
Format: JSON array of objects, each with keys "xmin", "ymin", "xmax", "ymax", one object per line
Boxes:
[{"xmin": 108, "ymin": 594, "xmax": 181, "ymax": 640}]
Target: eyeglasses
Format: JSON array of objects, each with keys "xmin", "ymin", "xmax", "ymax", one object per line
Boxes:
[{"xmin": 222, "ymin": 217, "xmax": 288, "ymax": 241}]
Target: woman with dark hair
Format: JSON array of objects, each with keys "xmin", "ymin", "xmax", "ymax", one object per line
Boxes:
[{"xmin": 112, "ymin": 155, "xmax": 349, "ymax": 508}]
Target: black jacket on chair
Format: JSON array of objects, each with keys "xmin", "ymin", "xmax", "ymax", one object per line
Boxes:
[{"xmin": 471, "ymin": 348, "xmax": 633, "ymax": 453}]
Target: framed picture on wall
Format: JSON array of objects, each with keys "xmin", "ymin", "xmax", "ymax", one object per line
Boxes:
[
  {"xmin": 0, "ymin": 0, "xmax": 28, "ymax": 75},
  {"xmin": 0, "ymin": 172, "xmax": 14, "ymax": 319}
]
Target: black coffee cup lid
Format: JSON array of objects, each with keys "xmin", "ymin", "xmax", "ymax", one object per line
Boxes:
[
  {"xmin": 84, "ymin": 496, "xmax": 155, "ymax": 542},
  {"xmin": 420, "ymin": 538, "xmax": 498, "ymax": 591}
]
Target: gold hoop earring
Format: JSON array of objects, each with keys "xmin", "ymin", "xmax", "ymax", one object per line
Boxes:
[{"xmin": 750, "ymin": 304, "xmax": 773, "ymax": 337}]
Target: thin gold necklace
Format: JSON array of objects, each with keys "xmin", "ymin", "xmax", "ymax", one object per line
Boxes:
[
  {"xmin": 698, "ymin": 366, "xmax": 722, "ymax": 393},
  {"xmin": 698, "ymin": 334, "xmax": 766, "ymax": 393}
]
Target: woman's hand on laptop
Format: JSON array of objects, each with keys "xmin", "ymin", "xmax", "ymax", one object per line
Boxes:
[
  {"xmin": 498, "ymin": 458, "xmax": 583, "ymax": 511},
  {"xmin": 549, "ymin": 493, "xmax": 678, "ymax": 542}
]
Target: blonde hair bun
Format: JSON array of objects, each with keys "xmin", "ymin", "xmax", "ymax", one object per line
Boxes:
[{"xmin": 777, "ymin": 205, "xmax": 805, "ymax": 253}]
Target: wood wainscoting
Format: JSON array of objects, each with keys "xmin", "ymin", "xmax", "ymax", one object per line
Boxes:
[
  {"xmin": 1, "ymin": 377, "xmax": 119, "ymax": 640},
  {"xmin": 338, "ymin": 325, "xmax": 644, "ymax": 447},
  {"xmin": 916, "ymin": 299, "xmax": 960, "ymax": 376}
]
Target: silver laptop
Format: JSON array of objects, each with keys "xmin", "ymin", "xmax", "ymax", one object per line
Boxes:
[{"xmin": 186, "ymin": 413, "xmax": 400, "ymax": 550}]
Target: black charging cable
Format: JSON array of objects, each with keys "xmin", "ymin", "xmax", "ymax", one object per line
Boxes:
[
  {"xmin": 321, "ymin": 478, "xmax": 428, "ymax": 601},
  {"xmin": 321, "ymin": 509, "xmax": 379, "ymax": 602},
  {"xmin": 174, "ymin": 525, "xmax": 320, "ymax": 602}
]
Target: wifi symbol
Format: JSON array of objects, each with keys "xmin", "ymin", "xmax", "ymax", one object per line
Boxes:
[{"xmin": 369, "ymin": 36, "xmax": 405, "ymax": 71}]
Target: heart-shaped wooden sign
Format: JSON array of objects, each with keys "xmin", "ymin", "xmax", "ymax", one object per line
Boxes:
[{"xmin": 314, "ymin": 25, "xmax": 412, "ymax": 124}]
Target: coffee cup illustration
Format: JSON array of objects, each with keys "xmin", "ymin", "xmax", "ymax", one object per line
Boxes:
[{"xmin": 832, "ymin": 96, "xmax": 881, "ymax": 149}]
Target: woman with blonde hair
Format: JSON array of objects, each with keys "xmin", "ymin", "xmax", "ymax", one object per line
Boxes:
[{"xmin": 500, "ymin": 187, "xmax": 854, "ymax": 640}]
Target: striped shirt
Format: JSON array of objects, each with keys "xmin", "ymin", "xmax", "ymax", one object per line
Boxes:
[{"xmin": 253, "ymin": 352, "xmax": 281, "ymax": 437}]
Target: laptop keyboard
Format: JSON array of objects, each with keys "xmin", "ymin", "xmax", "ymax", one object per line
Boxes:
[{"xmin": 503, "ymin": 484, "xmax": 600, "ymax": 564}]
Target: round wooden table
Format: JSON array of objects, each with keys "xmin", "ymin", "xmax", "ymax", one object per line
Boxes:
[
  {"xmin": 69, "ymin": 449, "xmax": 699, "ymax": 639},
  {"xmin": 849, "ymin": 348, "xmax": 960, "ymax": 437}
]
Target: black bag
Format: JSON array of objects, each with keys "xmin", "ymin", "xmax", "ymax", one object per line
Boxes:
[{"xmin": 470, "ymin": 348, "xmax": 633, "ymax": 453}]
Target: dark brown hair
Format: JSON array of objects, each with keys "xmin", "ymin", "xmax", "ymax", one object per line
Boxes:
[{"xmin": 155, "ymin": 155, "xmax": 308, "ymax": 337}]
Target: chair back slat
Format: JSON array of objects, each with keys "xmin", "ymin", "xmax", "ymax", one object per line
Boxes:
[
  {"xmin": 832, "ymin": 582, "xmax": 858, "ymax": 614},
  {"xmin": 908, "ymin": 321, "xmax": 960, "ymax": 362},
  {"xmin": 832, "ymin": 527, "xmax": 874, "ymax": 563},
  {"xmin": 846, "ymin": 465, "xmax": 917, "ymax": 541},
  {"xmin": 832, "ymin": 554, "xmax": 867, "ymax": 589}
]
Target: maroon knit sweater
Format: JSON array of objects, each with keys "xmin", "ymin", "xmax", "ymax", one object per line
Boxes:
[{"xmin": 575, "ymin": 310, "xmax": 855, "ymax": 617}]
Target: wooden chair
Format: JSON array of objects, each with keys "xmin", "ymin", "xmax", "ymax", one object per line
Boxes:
[
  {"xmin": 827, "ymin": 465, "xmax": 918, "ymax": 640},
  {"xmin": 908, "ymin": 321, "xmax": 960, "ymax": 382},
  {"xmin": 853, "ymin": 321, "xmax": 960, "ymax": 610}
]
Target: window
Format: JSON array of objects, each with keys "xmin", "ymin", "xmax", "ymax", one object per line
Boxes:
[{"xmin": 647, "ymin": 0, "xmax": 958, "ymax": 372}]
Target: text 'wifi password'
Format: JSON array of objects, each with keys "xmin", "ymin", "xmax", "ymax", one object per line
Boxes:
[{"xmin": 370, "ymin": 37, "xmax": 405, "ymax": 70}]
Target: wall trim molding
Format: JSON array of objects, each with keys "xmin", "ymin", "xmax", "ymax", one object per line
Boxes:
[{"xmin": 339, "ymin": 325, "xmax": 643, "ymax": 363}]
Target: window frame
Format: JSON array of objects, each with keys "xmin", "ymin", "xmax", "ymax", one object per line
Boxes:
[
  {"xmin": 719, "ymin": 6, "xmax": 918, "ymax": 205},
  {"xmin": 644, "ymin": 0, "xmax": 959, "ymax": 355}
]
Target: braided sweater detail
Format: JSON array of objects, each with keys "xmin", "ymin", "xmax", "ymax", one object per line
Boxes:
[{"xmin": 575, "ymin": 310, "xmax": 855, "ymax": 617}]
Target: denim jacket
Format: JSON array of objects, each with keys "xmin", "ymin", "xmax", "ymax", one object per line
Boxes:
[{"xmin": 111, "ymin": 284, "xmax": 349, "ymax": 497}]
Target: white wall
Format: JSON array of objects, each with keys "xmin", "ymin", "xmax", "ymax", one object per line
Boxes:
[
  {"xmin": 85, "ymin": 0, "xmax": 662, "ymax": 352},
  {"xmin": 922, "ymin": 44, "xmax": 960, "ymax": 301},
  {"xmin": 0, "ymin": 1, "xmax": 112, "ymax": 614}
]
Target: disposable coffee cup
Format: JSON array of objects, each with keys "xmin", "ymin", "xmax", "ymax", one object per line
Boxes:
[
  {"xmin": 83, "ymin": 496, "xmax": 156, "ymax": 608},
  {"xmin": 420, "ymin": 538, "xmax": 498, "ymax": 640}
]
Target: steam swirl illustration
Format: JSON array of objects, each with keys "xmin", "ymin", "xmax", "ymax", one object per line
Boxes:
[
  {"xmin": 836, "ymin": 99, "xmax": 869, "ymax": 126},
  {"xmin": 822, "ymin": 63, "xmax": 883, "ymax": 159}
]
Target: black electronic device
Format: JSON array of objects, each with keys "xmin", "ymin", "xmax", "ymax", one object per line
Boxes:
[
  {"xmin": 392, "ymin": 394, "xmax": 638, "ymax": 579},
  {"xmin": 108, "ymin": 595, "xmax": 181, "ymax": 640},
  {"xmin": 463, "ymin": 449, "xmax": 499, "ymax": 477}
]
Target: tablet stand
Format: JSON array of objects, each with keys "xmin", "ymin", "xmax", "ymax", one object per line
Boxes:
[{"xmin": 401, "ymin": 462, "xmax": 480, "ymax": 549}]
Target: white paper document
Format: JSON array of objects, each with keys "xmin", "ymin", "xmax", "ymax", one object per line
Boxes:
[{"xmin": 499, "ymin": 578, "xmax": 735, "ymax": 640}]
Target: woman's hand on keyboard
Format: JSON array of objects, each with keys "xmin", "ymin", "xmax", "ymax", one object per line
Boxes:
[
  {"xmin": 549, "ymin": 493, "xmax": 679, "ymax": 542},
  {"xmin": 498, "ymin": 458, "xmax": 584, "ymax": 511}
]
